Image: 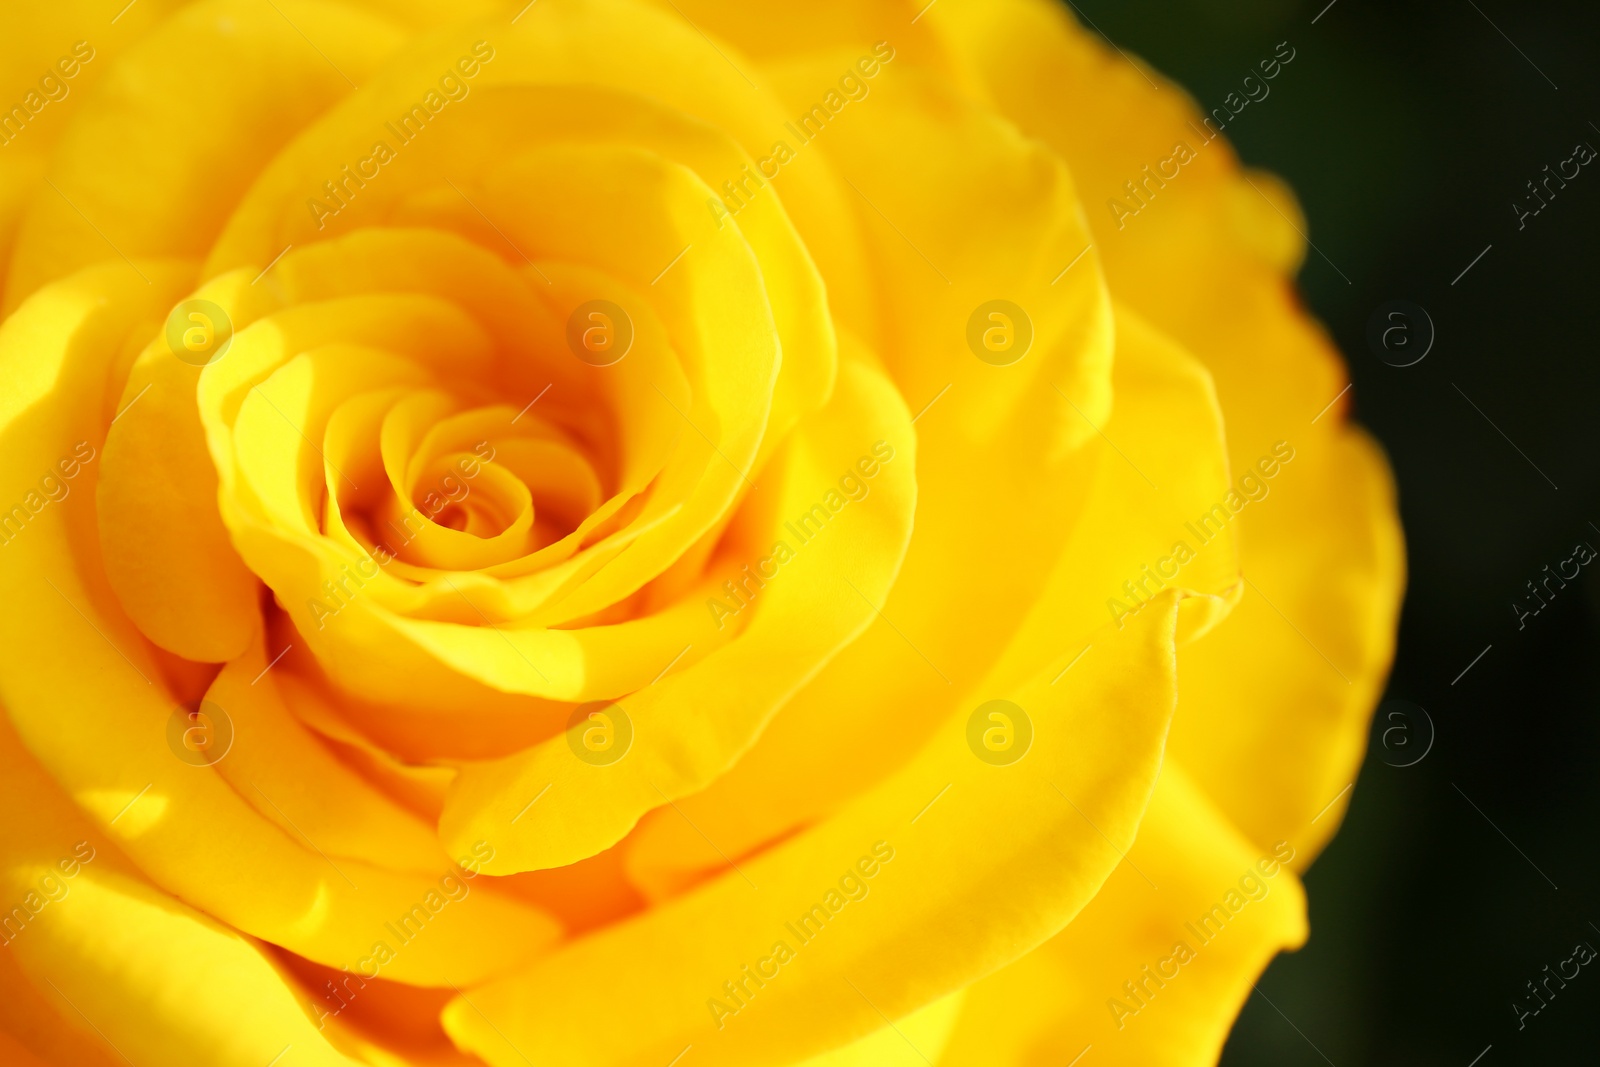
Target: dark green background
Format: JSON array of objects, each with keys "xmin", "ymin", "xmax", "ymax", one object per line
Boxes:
[{"xmin": 1067, "ymin": 1, "xmax": 1600, "ymax": 1063}]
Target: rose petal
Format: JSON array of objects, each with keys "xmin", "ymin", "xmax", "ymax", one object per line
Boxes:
[
  {"xmin": 4, "ymin": 0, "xmax": 405, "ymax": 310},
  {"xmin": 0, "ymin": 263, "xmax": 561, "ymax": 987},
  {"xmin": 0, "ymin": 714, "xmax": 365, "ymax": 1066},
  {"xmin": 204, "ymin": 632, "xmax": 454, "ymax": 877},
  {"xmin": 794, "ymin": 990, "xmax": 967, "ymax": 1066},
  {"xmin": 1170, "ymin": 431, "xmax": 1403, "ymax": 858},
  {"xmin": 439, "ymin": 344, "xmax": 917, "ymax": 873},
  {"xmin": 939, "ymin": 762, "xmax": 1308, "ymax": 1066},
  {"xmin": 98, "ymin": 332, "xmax": 262, "ymax": 663},
  {"xmin": 935, "ymin": 0, "xmax": 1405, "ymax": 859},
  {"xmin": 624, "ymin": 304, "xmax": 1235, "ymax": 900},
  {"xmin": 442, "ymin": 591, "xmax": 1186, "ymax": 1065}
]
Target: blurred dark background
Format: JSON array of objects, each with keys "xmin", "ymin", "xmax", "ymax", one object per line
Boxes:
[{"xmin": 1069, "ymin": 0, "xmax": 1600, "ymax": 1064}]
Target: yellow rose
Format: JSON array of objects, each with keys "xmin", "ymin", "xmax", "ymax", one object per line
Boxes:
[{"xmin": 0, "ymin": 1, "xmax": 1402, "ymax": 1064}]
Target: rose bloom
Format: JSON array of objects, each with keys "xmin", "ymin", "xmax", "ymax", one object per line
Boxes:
[{"xmin": 0, "ymin": 1, "xmax": 1402, "ymax": 1064}]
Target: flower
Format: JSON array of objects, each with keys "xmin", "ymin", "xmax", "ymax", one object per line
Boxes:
[{"xmin": 0, "ymin": 1, "xmax": 1403, "ymax": 1065}]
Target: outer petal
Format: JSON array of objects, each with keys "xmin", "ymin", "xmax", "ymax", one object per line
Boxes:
[
  {"xmin": 0, "ymin": 0, "xmax": 191, "ymax": 294},
  {"xmin": 0, "ymin": 941, "xmax": 121, "ymax": 1067},
  {"xmin": 442, "ymin": 590, "xmax": 1187, "ymax": 1066},
  {"xmin": 1169, "ymin": 431, "xmax": 1403, "ymax": 857},
  {"xmin": 97, "ymin": 327, "xmax": 262, "ymax": 663},
  {"xmin": 940, "ymin": 762, "xmax": 1309, "ymax": 1066},
  {"xmin": 933, "ymin": 0, "xmax": 1405, "ymax": 859},
  {"xmin": 4, "ymin": 0, "xmax": 405, "ymax": 310},
  {"xmin": 205, "ymin": 0, "xmax": 869, "ymax": 365},
  {"xmin": 795, "ymin": 991, "xmax": 966, "ymax": 1067},
  {"xmin": 647, "ymin": 0, "xmax": 965, "ymax": 82},
  {"xmin": 0, "ymin": 715, "xmax": 365, "ymax": 1067}
]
